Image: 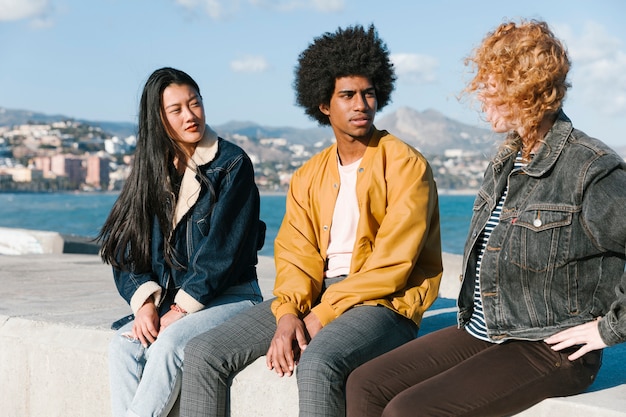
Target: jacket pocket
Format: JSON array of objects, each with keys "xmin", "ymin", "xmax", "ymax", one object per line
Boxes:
[
  {"xmin": 507, "ymin": 208, "xmax": 573, "ymax": 272},
  {"xmin": 195, "ymin": 217, "xmax": 210, "ymax": 236}
]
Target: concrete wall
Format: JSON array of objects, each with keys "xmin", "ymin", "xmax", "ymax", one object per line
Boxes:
[{"xmin": 0, "ymin": 232, "xmax": 624, "ymax": 417}]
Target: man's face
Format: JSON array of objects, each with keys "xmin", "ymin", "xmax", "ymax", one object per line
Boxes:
[{"xmin": 319, "ymin": 75, "xmax": 377, "ymax": 142}]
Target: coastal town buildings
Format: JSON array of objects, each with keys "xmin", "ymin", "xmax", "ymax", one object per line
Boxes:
[{"xmin": 2, "ymin": 118, "xmax": 622, "ymax": 193}]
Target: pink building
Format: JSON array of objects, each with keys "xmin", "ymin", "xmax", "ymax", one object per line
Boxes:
[
  {"xmin": 85, "ymin": 155, "xmax": 110, "ymax": 189},
  {"xmin": 50, "ymin": 154, "xmax": 84, "ymax": 186},
  {"xmin": 32, "ymin": 156, "xmax": 53, "ymax": 177}
]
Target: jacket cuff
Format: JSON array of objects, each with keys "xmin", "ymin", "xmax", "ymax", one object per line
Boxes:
[
  {"xmin": 130, "ymin": 281, "xmax": 162, "ymax": 314},
  {"xmin": 599, "ymin": 315, "xmax": 624, "ymax": 346},
  {"xmin": 311, "ymin": 301, "xmax": 337, "ymax": 327},
  {"xmin": 174, "ymin": 290, "xmax": 205, "ymax": 314},
  {"xmin": 271, "ymin": 299, "xmax": 301, "ymax": 324}
]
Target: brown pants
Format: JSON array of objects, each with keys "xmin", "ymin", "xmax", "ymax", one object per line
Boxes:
[{"xmin": 346, "ymin": 326, "xmax": 602, "ymax": 417}]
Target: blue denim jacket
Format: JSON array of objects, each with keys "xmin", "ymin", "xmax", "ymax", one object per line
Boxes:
[
  {"xmin": 113, "ymin": 135, "xmax": 265, "ymax": 317},
  {"xmin": 458, "ymin": 112, "xmax": 626, "ymax": 345}
]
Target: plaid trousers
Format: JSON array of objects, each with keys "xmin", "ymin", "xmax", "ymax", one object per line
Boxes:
[{"xmin": 180, "ymin": 297, "xmax": 417, "ymax": 417}]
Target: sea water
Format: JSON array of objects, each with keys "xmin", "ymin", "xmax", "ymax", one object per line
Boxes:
[{"xmin": 0, "ymin": 192, "xmax": 474, "ymax": 256}]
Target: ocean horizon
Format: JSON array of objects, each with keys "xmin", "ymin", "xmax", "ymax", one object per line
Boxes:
[{"xmin": 0, "ymin": 191, "xmax": 475, "ymax": 256}]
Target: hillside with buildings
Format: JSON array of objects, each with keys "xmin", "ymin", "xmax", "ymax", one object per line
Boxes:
[{"xmin": 1, "ymin": 106, "xmax": 622, "ymax": 193}]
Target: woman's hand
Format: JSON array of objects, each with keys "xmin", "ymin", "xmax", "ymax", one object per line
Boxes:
[
  {"xmin": 545, "ymin": 319, "xmax": 608, "ymax": 360},
  {"xmin": 132, "ymin": 299, "xmax": 160, "ymax": 348},
  {"xmin": 160, "ymin": 308, "xmax": 186, "ymax": 332}
]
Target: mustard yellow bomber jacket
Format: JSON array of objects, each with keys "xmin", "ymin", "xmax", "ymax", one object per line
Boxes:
[{"xmin": 271, "ymin": 128, "xmax": 443, "ymax": 327}]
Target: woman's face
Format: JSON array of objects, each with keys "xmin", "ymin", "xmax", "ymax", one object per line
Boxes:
[
  {"xmin": 161, "ymin": 83, "xmax": 206, "ymax": 156},
  {"xmin": 478, "ymin": 78, "xmax": 516, "ymax": 134}
]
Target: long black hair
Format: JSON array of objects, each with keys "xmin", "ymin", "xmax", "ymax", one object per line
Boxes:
[
  {"xmin": 294, "ymin": 24, "xmax": 396, "ymax": 125},
  {"xmin": 98, "ymin": 67, "xmax": 201, "ymax": 272}
]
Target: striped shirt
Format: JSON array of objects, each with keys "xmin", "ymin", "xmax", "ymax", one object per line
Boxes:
[{"xmin": 466, "ymin": 152, "xmax": 526, "ymax": 342}]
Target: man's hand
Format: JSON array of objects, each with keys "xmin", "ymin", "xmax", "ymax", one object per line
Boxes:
[
  {"xmin": 266, "ymin": 314, "xmax": 309, "ymax": 377},
  {"xmin": 132, "ymin": 299, "xmax": 160, "ymax": 348},
  {"xmin": 303, "ymin": 311, "xmax": 323, "ymax": 340},
  {"xmin": 545, "ymin": 319, "xmax": 608, "ymax": 361}
]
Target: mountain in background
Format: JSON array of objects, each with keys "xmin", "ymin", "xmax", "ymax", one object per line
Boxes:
[
  {"xmin": 0, "ymin": 107, "xmax": 138, "ymax": 137},
  {"xmin": 213, "ymin": 107, "xmax": 502, "ymax": 155},
  {"xmin": 376, "ymin": 107, "xmax": 499, "ymax": 155},
  {"xmin": 0, "ymin": 105, "xmax": 511, "ymax": 156},
  {"xmin": 214, "ymin": 120, "xmax": 334, "ymax": 147},
  {"xmin": 2, "ymin": 105, "xmax": 623, "ymax": 157}
]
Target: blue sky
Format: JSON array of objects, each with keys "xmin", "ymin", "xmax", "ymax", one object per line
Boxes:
[{"xmin": 1, "ymin": 0, "xmax": 624, "ymax": 147}]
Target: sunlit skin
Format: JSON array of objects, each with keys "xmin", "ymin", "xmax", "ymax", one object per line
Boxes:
[
  {"xmin": 128, "ymin": 294, "xmax": 190, "ymax": 348},
  {"xmin": 128, "ymin": 83, "xmax": 206, "ymax": 347},
  {"xmin": 319, "ymin": 75, "xmax": 378, "ymax": 164},
  {"xmin": 478, "ymin": 78, "xmax": 553, "ymax": 151},
  {"xmin": 545, "ymin": 319, "xmax": 607, "ymax": 361},
  {"xmin": 162, "ymin": 83, "xmax": 207, "ymax": 169},
  {"xmin": 478, "ymin": 78, "xmax": 517, "ymax": 134},
  {"xmin": 264, "ymin": 76, "xmax": 378, "ymax": 377}
]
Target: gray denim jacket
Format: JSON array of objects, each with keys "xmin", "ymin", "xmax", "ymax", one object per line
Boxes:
[{"xmin": 457, "ymin": 111, "xmax": 626, "ymax": 345}]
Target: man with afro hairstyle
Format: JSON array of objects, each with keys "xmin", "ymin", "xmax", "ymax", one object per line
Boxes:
[{"xmin": 180, "ymin": 24, "xmax": 443, "ymax": 417}]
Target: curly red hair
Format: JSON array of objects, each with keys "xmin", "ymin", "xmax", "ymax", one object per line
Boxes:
[{"xmin": 463, "ymin": 20, "xmax": 571, "ymax": 159}]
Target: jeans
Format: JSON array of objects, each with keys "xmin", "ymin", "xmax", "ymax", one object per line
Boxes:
[
  {"xmin": 109, "ymin": 280, "xmax": 262, "ymax": 417},
  {"xmin": 346, "ymin": 326, "xmax": 602, "ymax": 417},
  {"xmin": 180, "ymin": 300, "xmax": 417, "ymax": 417}
]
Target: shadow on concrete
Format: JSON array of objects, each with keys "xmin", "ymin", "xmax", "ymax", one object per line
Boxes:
[{"xmin": 61, "ymin": 234, "xmax": 101, "ymax": 254}]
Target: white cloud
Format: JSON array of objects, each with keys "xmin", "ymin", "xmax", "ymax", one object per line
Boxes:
[
  {"xmin": 556, "ymin": 21, "xmax": 621, "ymax": 63},
  {"xmin": 0, "ymin": 0, "xmax": 48, "ymax": 22},
  {"xmin": 176, "ymin": 0, "xmax": 343, "ymax": 18},
  {"xmin": 249, "ymin": 0, "xmax": 344, "ymax": 12},
  {"xmin": 310, "ymin": 0, "xmax": 344, "ymax": 12},
  {"xmin": 391, "ymin": 53, "xmax": 438, "ymax": 84},
  {"xmin": 555, "ymin": 21, "xmax": 626, "ymax": 117},
  {"xmin": 175, "ymin": 0, "xmax": 240, "ymax": 20},
  {"xmin": 230, "ymin": 55, "xmax": 270, "ymax": 73}
]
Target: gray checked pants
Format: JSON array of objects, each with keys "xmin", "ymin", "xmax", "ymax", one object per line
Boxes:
[{"xmin": 180, "ymin": 297, "xmax": 417, "ymax": 417}]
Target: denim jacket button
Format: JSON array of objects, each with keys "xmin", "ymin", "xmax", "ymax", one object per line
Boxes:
[{"xmin": 533, "ymin": 218, "xmax": 542, "ymax": 227}]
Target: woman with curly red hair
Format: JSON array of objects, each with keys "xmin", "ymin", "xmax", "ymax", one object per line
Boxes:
[{"xmin": 345, "ymin": 19, "xmax": 626, "ymax": 417}]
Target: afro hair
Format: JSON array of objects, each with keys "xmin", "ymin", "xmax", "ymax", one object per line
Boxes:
[{"xmin": 293, "ymin": 24, "xmax": 396, "ymax": 126}]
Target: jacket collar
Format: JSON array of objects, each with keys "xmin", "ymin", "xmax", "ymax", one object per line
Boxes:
[
  {"xmin": 327, "ymin": 126, "xmax": 384, "ymax": 171},
  {"xmin": 491, "ymin": 110, "xmax": 573, "ymax": 177},
  {"xmin": 173, "ymin": 125, "xmax": 219, "ymax": 226},
  {"xmin": 524, "ymin": 110, "xmax": 573, "ymax": 177},
  {"xmin": 360, "ymin": 126, "xmax": 384, "ymax": 162}
]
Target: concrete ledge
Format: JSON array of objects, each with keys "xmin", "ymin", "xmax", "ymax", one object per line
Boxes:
[
  {"xmin": 0, "ymin": 251, "xmax": 624, "ymax": 417},
  {"xmin": 0, "ymin": 227, "xmax": 64, "ymax": 255},
  {"xmin": 0, "ymin": 316, "xmax": 111, "ymax": 416},
  {"xmin": 0, "ymin": 227, "xmax": 101, "ymax": 255}
]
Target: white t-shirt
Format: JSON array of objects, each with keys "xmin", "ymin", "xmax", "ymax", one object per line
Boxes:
[{"xmin": 325, "ymin": 157, "xmax": 361, "ymax": 278}]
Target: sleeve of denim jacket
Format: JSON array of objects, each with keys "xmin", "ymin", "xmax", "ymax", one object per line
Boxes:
[
  {"xmin": 582, "ymin": 153, "xmax": 626, "ymax": 346},
  {"xmin": 600, "ymin": 271, "xmax": 626, "ymax": 346},
  {"xmin": 112, "ymin": 266, "xmax": 163, "ymax": 314},
  {"xmin": 175, "ymin": 151, "xmax": 261, "ymax": 313}
]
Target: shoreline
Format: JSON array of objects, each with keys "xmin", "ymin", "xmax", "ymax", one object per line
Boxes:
[
  {"xmin": 437, "ymin": 188, "xmax": 478, "ymax": 196},
  {"xmin": 1, "ymin": 193, "xmax": 473, "ymax": 256},
  {"xmin": 1, "ymin": 226, "xmax": 463, "ymax": 257},
  {"xmin": 0, "ymin": 188, "xmax": 480, "ymax": 197}
]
